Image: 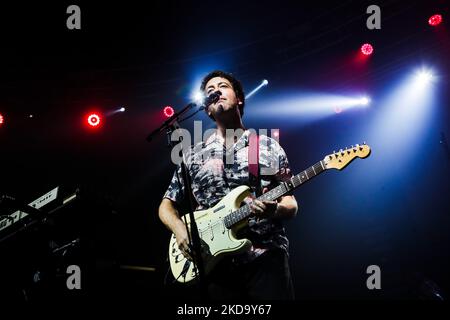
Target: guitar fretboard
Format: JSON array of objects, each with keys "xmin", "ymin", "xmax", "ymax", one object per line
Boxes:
[{"xmin": 224, "ymin": 161, "xmax": 325, "ymax": 228}]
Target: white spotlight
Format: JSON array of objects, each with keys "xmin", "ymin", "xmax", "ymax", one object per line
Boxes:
[
  {"xmin": 246, "ymin": 79, "xmax": 269, "ymax": 99},
  {"xmin": 119, "ymin": 107, "xmax": 126, "ymax": 112},
  {"xmin": 192, "ymin": 91, "xmax": 204, "ymax": 104},
  {"xmin": 359, "ymin": 96, "xmax": 370, "ymax": 106},
  {"xmin": 416, "ymin": 70, "xmax": 433, "ymax": 84}
]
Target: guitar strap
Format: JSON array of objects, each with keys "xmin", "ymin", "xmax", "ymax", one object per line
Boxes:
[{"xmin": 248, "ymin": 132, "xmax": 261, "ymax": 197}]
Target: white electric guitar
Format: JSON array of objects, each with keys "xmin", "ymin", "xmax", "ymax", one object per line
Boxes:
[{"xmin": 169, "ymin": 143, "xmax": 371, "ymax": 284}]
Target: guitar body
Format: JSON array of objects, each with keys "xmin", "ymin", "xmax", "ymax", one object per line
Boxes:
[{"xmin": 169, "ymin": 185, "xmax": 252, "ymax": 284}]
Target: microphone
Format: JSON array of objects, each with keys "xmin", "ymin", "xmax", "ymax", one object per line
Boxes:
[{"xmin": 202, "ymin": 91, "xmax": 221, "ymax": 108}]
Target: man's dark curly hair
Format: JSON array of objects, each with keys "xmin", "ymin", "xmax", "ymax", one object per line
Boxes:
[{"xmin": 200, "ymin": 70, "xmax": 245, "ymax": 120}]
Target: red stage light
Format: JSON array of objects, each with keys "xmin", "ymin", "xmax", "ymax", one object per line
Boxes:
[
  {"xmin": 163, "ymin": 106, "xmax": 174, "ymax": 118},
  {"xmin": 0, "ymin": 113, "xmax": 4, "ymax": 126},
  {"xmin": 361, "ymin": 43, "xmax": 374, "ymax": 56},
  {"xmin": 428, "ymin": 14, "xmax": 442, "ymax": 27},
  {"xmin": 87, "ymin": 113, "xmax": 101, "ymax": 127},
  {"xmin": 272, "ymin": 129, "xmax": 279, "ymax": 139}
]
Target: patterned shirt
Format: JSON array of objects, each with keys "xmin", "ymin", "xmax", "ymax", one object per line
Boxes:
[{"xmin": 163, "ymin": 129, "xmax": 294, "ymax": 262}]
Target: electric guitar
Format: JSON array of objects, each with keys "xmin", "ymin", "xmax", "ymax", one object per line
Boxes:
[{"xmin": 169, "ymin": 143, "xmax": 371, "ymax": 283}]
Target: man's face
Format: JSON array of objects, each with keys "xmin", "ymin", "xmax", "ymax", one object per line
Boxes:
[{"xmin": 204, "ymin": 77, "xmax": 241, "ymax": 119}]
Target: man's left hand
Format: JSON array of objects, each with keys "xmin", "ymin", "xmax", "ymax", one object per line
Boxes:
[{"xmin": 250, "ymin": 188, "xmax": 278, "ymax": 219}]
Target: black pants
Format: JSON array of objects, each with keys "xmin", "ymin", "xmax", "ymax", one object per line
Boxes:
[{"xmin": 206, "ymin": 249, "xmax": 295, "ymax": 300}]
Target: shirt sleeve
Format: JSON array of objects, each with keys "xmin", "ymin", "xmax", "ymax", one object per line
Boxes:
[
  {"xmin": 257, "ymin": 136, "xmax": 294, "ymax": 198},
  {"xmin": 162, "ymin": 166, "xmax": 185, "ymax": 205},
  {"xmin": 274, "ymin": 143, "xmax": 293, "ymax": 184},
  {"xmin": 261, "ymin": 136, "xmax": 293, "ymax": 183}
]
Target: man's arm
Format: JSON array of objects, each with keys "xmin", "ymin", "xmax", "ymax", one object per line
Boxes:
[{"xmin": 158, "ymin": 198, "xmax": 191, "ymax": 258}]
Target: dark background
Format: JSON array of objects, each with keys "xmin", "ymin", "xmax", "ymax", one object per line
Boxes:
[{"xmin": 0, "ymin": 0, "xmax": 449, "ymax": 303}]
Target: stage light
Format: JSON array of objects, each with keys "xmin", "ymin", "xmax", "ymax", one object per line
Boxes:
[
  {"xmin": 0, "ymin": 113, "xmax": 4, "ymax": 126},
  {"xmin": 192, "ymin": 91, "xmax": 204, "ymax": 105},
  {"xmin": 361, "ymin": 43, "xmax": 374, "ymax": 56},
  {"xmin": 251, "ymin": 93, "xmax": 372, "ymax": 122},
  {"xmin": 334, "ymin": 106, "xmax": 343, "ymax": 114},
  {"xmin": 359, "ymin": 96, "xmax": 371, "ymax": 106},
  {"xmin": 428, "ymin": 14, "xmax": 442, "ymax": 26},
  {"xmin": 87, "ymin": 113, "xmax": 101, "ymax": 127},
  {"xmin": 163, "ymin": 106, "xmax": 174, "ymax": 118},
  {"xmin": 366, "ymin": 67, "xmax": 437, "ymax": 175},
  {"xmin": 415, "ymin": 69, "xmax": 434, "ymax": 86},
  {"xmin": 105, "ymin": 107, "xmax": 126, "ymax": 116},
  {"xmin": 272, "ymin": 129, "xmax": 279, "ymax": 138},
  {"xmin": 29, "ymin": 114, "xmax": 34, "ymax": 118},
  {"xmin": 246, "ymin": 79, "xmax": 270, "ymax": 99}
]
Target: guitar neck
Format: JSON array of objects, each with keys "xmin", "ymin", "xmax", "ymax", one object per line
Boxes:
[{"xmin": 224, "ymin": 161, "xmax": 326, "ymax": 228}]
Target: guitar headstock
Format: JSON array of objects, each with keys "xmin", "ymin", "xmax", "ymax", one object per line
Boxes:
[{"xmin": 323, "ymin": 143, "xmax": 371, "ymax": 170}]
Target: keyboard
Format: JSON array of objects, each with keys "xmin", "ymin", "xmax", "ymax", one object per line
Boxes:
[{"xmin": 0, "ymin": 187, "xmax": 59, "ymax": 233}]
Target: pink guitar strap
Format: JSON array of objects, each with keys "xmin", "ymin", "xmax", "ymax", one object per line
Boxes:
[{"xmin": 248, "ymin": 132, "xmax": 261, "ymax": 196}]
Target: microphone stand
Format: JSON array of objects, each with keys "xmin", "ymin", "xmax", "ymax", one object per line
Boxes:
[{"xmin": 146, "ymin": 102, "xmax": 208, "ymax": 297}]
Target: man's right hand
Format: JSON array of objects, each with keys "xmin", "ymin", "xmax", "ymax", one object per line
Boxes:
[{"xmin": 173, "ymin": 220, "xmax": 192, "ymax": 260}]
